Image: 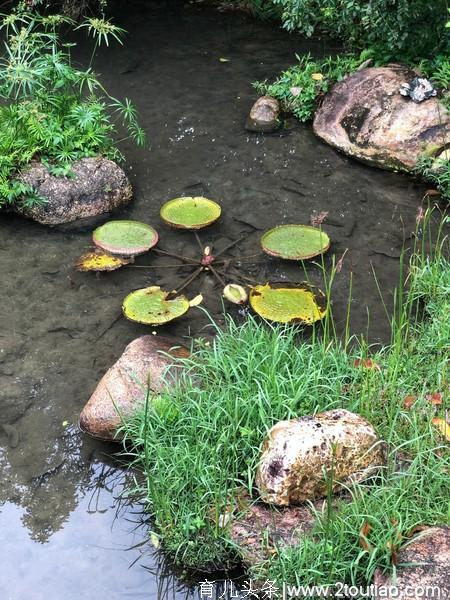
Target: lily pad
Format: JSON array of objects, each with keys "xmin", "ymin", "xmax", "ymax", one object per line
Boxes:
[
  {"xmin": 249, "ymin": 282, "xmax": 327, "ymax": 324},
  {"xmin": 160, "ymin": 197, "xmax": 221, "ymax": 229},
  {"xmin": 74, "ymin": 251, "xmax": 131, "ymax": 272},
  {"xmin": 122, "ymin": 286, "xmax": 190, "ymax": 325},
  {"xmin": 261, "ymin": 225, "xmax": 330, "ymax": 260},
  {"xmin": 93, "ymin": 220, "xmax": 159, "ymax": 256}
]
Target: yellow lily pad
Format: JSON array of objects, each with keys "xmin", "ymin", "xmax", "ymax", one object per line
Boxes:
[
  {"xmin": 93, "ymin": 220, "xmax": 159, "ymax": 256},
  {"xmin": 74, "ymin": 251, "xmax": 131, "ymax": 272},
  {"xmin": 249, "ymin": 282, "xmax": 327, "ymax": 324},
  {"xmin": 261, "ymin": 224, "xmax": 330, "ymax": 260},
  {"xmin": 160, "ymin": 197, "xmax": 221, "ymax": 229},
  {"xmin": 122, "ymin": 286, "xmax": 190, "ymax": 326}
]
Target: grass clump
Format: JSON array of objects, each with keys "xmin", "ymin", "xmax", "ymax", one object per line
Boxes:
[
  {"xmin": 123, "ymin": 219, "xmax": 449, "ymax": 585},
  {"xmin": 253, "ymin": 52, "xmax": 368, "ymax": 122},
  {"xmin": 0, "ymin": 7, "xmax": 145, "ymax": 210}
]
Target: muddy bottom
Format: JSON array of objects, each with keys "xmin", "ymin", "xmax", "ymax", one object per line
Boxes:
[{"xmin": 0, "ymin": 0, "xmax": 429, "ymax": 597}]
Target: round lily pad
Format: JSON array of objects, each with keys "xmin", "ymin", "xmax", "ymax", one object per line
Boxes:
[
  {"xmin": 93, "ymin": 220, "xmax": 159, "ymax": 256},
  {"xmin": 261, "ymin": 225, "xmax": 330, "ymax": 260},
  {"xmin": 249, "ymin": 282, "xmax": 327, "ymax": 324},
  {"xmin": 74, "ymin": 251, "xmax": 131, "ymax": 272},
  {"xmin": 160, "ymin": 197, "xmax": 221, "ymax": 229},
  {"xmin": 122, "ymin": 286, "xmax": 190, "ymax": 325}
]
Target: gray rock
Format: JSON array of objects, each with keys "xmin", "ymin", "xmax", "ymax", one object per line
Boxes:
[
  {"xmin": 246, "ymin": 96, "xmax": 281, "ymax": 133},
  {"xmin": 313, "ymin": 65, "xmax": 450, "ymax": 172},
  {"xmin": 256, "ymin": 409, "xmax": 385, "ymax": 505},
  {"xmin": 15, "ymin": 157, "xmax": 133, "ymax": 226}
]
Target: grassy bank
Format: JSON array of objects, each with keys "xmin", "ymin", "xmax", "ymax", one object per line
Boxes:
[{"xmin": 122, "ymin": 216, "xmax": 449, "ymax": 585}]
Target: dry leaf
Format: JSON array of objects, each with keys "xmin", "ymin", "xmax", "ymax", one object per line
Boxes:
[
  {"xmin": 219, "ymin": 57, "xmax": 230, "ymax": 63},
  {"xmin": 359, "ymin": 521, "xmax": 372, "ymax": 551},
  {"xmin": 312, "ymin": 73, "xmax": 324, "ymax": 81},
  {"xmin": 426, "ymin": 392, "xmax": 443, "ymax": 406},
  {"xmin": 403, "ymin": 395, "xmax": 417, "ymax": 409},
  {"xmin": 354, "ymin": 359, "xmax": 381, "ymax": 371},
  {"xmin": 431, "ymin": 417, "xmax": 450, "ymax": 441},
  {"xmin": 150, "ymin": 532, "xmax": 160, "ymax": 549}
]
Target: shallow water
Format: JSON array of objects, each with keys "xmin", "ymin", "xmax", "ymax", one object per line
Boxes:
[{"xmin": 0, "ymin": 1, "xmax": 428, "ymax": 597}]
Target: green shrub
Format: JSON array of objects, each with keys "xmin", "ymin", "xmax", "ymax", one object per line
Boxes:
[
  {"xmin": 254, "ymin": 52, "xmax": 368, "ymax": 122},
  {"xmin": 416, "ymin": 156, "xmax": 450, "ymax": 203},
  {"xmin": 271, "ymin": 0, "xmax": 448, "ymax": 59},
  {"xmin": 0, "ymin": 8, "xmax": 145, "ymax": 209}
]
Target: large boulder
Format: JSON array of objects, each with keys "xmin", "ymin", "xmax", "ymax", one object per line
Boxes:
[
  {"xmin": 256, "ymin": 409, "xmax": 384, "ymax": 505},
  {"xmin": 79, "ymin": 335, "xmax": 190, "ymax": 441},
  {"xmin": 246, "ymin": 96, "xmax": 281, "ymax": 133},
  {"xmin": 15, "ymin": 156, "xmax": 133, "ymax": 226},
  {"xmin": 313, "ymin": 65, "xmax": 450, "ymax": 172},
  {"xmin": 374, "ymin": 526, "xmax": 449, "ymax": 599}
]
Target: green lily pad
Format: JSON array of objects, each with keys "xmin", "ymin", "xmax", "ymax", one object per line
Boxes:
[
  {"xmin": 249, "ymin": 282, "xmax": 327, "ymax": 324},
  {"xmin": 122, "ymin": 286, "xmax": 190, "ymax": 325},
  {"xmin": 160, "ymin": 197, "xmax": 221, "ymax": 229},
  {"xmin": 261, "ymin": 225, "xmax": 330, "ymax": 260},
  {"xmin": 93, "ymin": 220, "xmax": 159, "ymax": 256}
]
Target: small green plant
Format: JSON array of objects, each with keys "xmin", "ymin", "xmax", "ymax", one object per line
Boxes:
[
  {"xmin": 0, "ymin": 8, "xmax": 145, "ymax": 209},
  {"xmin": 416, "ymin": 156, "xmax": 450, "ymax": 203},
  {"xmin": 254, "ymin": 52, "xmax": 368, "ymax": 122}
]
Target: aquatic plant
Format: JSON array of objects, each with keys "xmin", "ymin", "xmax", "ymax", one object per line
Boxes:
[
  {"xmin": 261, "ymin": 224, "xmax": 330, "ymax": 260},
  {"xmin": 122, "ymin": 286, "xmax": 191, "ymax": 326},
  {"xmin": 159, "ymin": 197, "xmax": 222, "ymax": 229},
  {"xmin": 74, "ymin": 251, "xmax": 131, "ymax": 272},
  {"xmin": 93, "ymin": 221, "xmax": 159, "ymax": 256},
  {"xmin": 0, "ymin": 8, "xmax": 145, "ymax": 209},
  {"xmin": 249, "ymin": 282, "xmax": 327, "ymax": 324}
]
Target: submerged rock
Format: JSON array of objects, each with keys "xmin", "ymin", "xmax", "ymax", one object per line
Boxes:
[
  {"xmin": 246, "ymin": 96, "xmax": 281, "ymax": 133},
  {"xmin": 313, "ymin": 65, "xmax": 450, "ymax": 172},
  {"xmin": 374, "ymin": 526, "xmax": 450, "ymax": 599},
  {"xmin": 256, "ymin": 409, "xmax": 384, "ymax": 505},
  {"xmin": 79, "ymin": 335, "xmax": 189, "ymax": 441},
  {"xmin": 15, "ymin": 157, "xmax": 133, "ymax": 227}
]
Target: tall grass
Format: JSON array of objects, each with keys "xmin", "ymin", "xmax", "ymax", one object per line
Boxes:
[{"xmin": 122, "ymin": 212, "xmax": 449, "ymax": 585}]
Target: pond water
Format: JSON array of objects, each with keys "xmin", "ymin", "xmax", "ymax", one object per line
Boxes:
[{"xmin": 0, "ymin": 0, "xmax": 428, "ymax": 597}]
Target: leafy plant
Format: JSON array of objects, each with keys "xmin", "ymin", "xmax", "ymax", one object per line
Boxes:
[
  {"xmin": 270, "ymin": 0, "xmax": 448, "ymax": 60},
  {"xmin": 416, "ymin": 155, "xmax": 450, "ymax": 203},
  {"xmin": 254, "ymin": 52, "xmax": 368, "ymax": 122},
  {"xmin": 0, "ymin": 7, "xmax": 145, "ymax": 209}
]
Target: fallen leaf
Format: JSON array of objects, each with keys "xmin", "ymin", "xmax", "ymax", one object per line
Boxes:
[
  {"xmin": 312, "ymin": 72, "xmax": 324, "ymax": 81},
  {"xmin": 403, "ymin": 395, "xmax": 417, "ymax": 409},
  {"xmin": 359, "ymin": 521, "xmax": 372, "ymax": 551},
  {"xmin": 219, "ymin": 57, "xmax": 230, "ymax": 63},
  {"xmin": 426, "ymin": 391, "xmax": 443, "ymax": 406},
  {"xmin": 150, "ymin": 532, "xmax": 160, "ymax": 549},
  {"xmin": 424, "ymin": 189, "xmax": 440, "ymax": 197},
  {"xmin": 431, "ymin": 417, "xmax": 450, "ymax": 441},
  {"xmin": 354, "ymin": 359, "xmax": 381, "ymax": 371}
]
